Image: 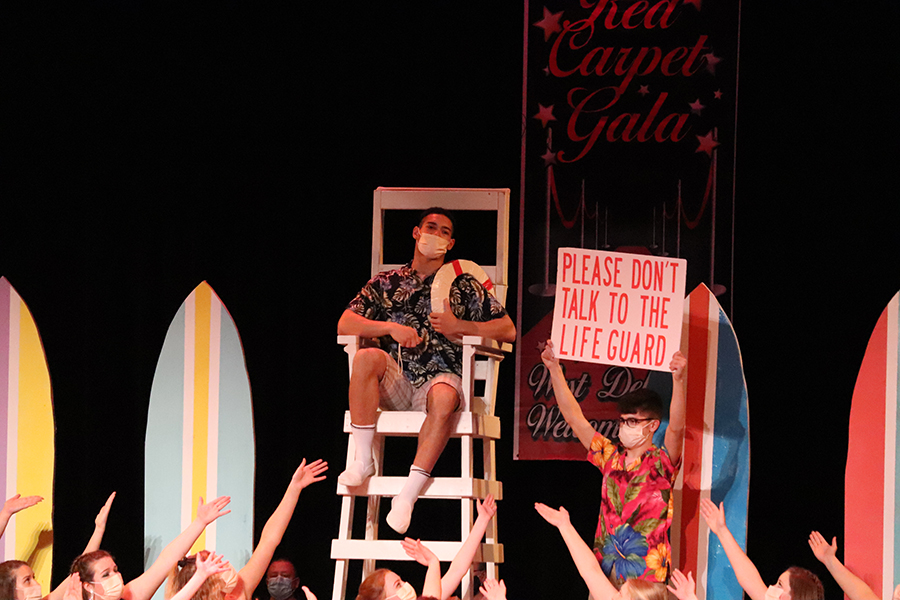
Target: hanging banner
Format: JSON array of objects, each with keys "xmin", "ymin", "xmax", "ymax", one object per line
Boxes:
[{"xmin": 515, "ymin": 0, "xmax": 740, "ymax": 460}]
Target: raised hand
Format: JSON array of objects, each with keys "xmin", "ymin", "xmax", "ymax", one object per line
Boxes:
[
  {"xmin": 2, "ymin": 494, "xmax": 43, "ymax": 516},
  {"xmin": 476, "ymin": 495, "xmax": 497, "ymax": 521},
  {"xmin": 401, "ymin": 538, "xmax": 439, "ymax": 567},
  {"xmin": 699, "ymin": 498, "xmax": 727, "ymax": 535},
  {"xmin": 290, "ymin": 459, "xmax": 328, "ymax": 491},
  {"xmin": 63, "ymin": 573, "xmax": 83, "ymax": 600},
  {"xmin": 95, "ymin": 492, "xmax": 116, "ymax": 529},
  {"xmin": 479, "ymin": 579, "xmax": 507, "ymax": 600},
  {"xmin": 808, "ymin": 531, "xmax": 838, "ymax": 565},
  {"xmin": 301, "ymin": 586, "xmax": 317, "ymax": 600},
  {"xmin": 669, "ymin": 351, "xmax": 687, "ymax": 382},
  {"xmin": 195, "ymin": 551, "xmax": 230, "ymax": 579},
  {"xmin": 667, "ymin": 569, "xmax": 698, "ymax": 600},
  {"xmin": 534, "ymin": 503, "xmax": 571, "ymax": 528},
  {"xmin": 540, "ymin": 340, "xmax": 559, "ymax": 369},
  {"xmin": 196, "ymin": 495, "xmax": 232, "ymax": 525}
]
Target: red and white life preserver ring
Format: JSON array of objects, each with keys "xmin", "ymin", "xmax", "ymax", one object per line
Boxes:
[{"xmin": 431, "ymin": 259, "xmax": 497, "ymax": 313}]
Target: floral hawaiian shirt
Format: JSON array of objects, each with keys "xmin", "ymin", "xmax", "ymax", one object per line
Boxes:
[
  {"xmin": 587, "ymin": 432, "xmax": 680, "ymax": 584},
  {"xmin": 347, "ymin": 263, "xmax": 507, "ymax": 388}
]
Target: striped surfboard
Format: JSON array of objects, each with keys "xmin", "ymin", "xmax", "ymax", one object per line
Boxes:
[
  {"xmin": 845, "ymin": 291, "xmax": 900, "ymax": 600},
  {"xmin": 0, "ymin": 278, "xmax": 54, "ymax": 588},
  {"xmin": 666, "ymin": 284, "xmax": 750, "ymax": 600},
  {"xmin": 144, "ymin": 281, "xmax": 255, "ymax": 595}
]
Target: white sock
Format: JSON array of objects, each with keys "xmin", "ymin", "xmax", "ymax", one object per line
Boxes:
[
  {"xmin": 351, "ymin": 423, "xmax": 375, "ymax": 467},
  {"xmin": 397, "ymin": 465, "xmax": 430, "ymax": 505},
  {"xmin": 387, "ymin": 465, "xmax": 430, "ymax": 534}
]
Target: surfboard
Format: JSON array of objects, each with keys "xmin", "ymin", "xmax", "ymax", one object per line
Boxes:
[
  {"xmin": 845, "ymin": 290, "xmax": 899, "ymax": 600},
  {"xmin": 144, "ymin": 281, "xmax": 255, "ymax": 596},
  {"xmin": 0, "ymin": 277, "xmax": 54, "ymax": 588},
  {"xmin": 666, "ymin": 283, "xmax": 750, "ymax": 600}
]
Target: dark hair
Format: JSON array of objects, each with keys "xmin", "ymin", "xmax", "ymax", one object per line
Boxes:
[
  {"xmin": 356, "ymin": 569, "xmax": 389, "ymax": 600},
  {"xmin": 70, "ymin": 551, "xmax": 114, "ymax": 600},
  {"xmin": 417, "ymin": 207, "xmax": 456, "ymax": 236},
  {"xmin": 786, "ymin": 567, "xmax": 824, "ymax": 600},
  {"xmin": 0, "ymin": 560, "xmax": 29, "ymax": 600},
  {"xmin": 616, "ymin": 388, "xmax": 663, "ymax": 420}
]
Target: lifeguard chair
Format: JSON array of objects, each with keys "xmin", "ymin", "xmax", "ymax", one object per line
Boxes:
[{"xmin": 331, "ymin": 187, "xmax": 512, "ymax": 600}]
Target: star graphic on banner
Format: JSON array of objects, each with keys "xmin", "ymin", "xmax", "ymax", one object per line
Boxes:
[
  {"xmin": 533, "ymin": 7, "xmax": 564, "ymax": 41},
  {"xmin": 541, "ymin": 147, "xmax": 558, "ymax": 166},
  {"xmin": 683, "ymin": 0, "xmax": 702, "ymax": 8},
  {"xmin": 704, "ymin": 52, "xmax": 722, "ymax": 74},
  {"xmin": 638, "ymin": 85, "xmax": 650, "ymax": 96},
  {"xmin": 689, "ymin": 98, "xmax": 705, "ymax": 115},
  {"xmin": 714, "ymin": 89, "xmax": 723, "ymax": 99},
  {"xmin": 695, "ymin": 131, "xmax": 719, "ymax": 156},
  {"xmin": 533, "ymin": 104, "xmax": 557, "ymax": 128}
]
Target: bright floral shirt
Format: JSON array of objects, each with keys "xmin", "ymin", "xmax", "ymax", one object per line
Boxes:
[
  {"xmin": 347, "ymin": 263, "xmax": 507, "ymax": 388},
  {"xmin": 587, "ymin": 432, "xmax": 680, "ymax": 584}
]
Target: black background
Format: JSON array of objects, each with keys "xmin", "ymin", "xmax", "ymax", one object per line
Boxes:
[{"xmin": 2, "ymin": 1, "xmax": 899, "ymax": 599}]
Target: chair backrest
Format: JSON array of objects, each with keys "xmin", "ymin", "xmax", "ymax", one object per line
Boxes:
[{"xmin": 371, "ymin": 187, "xmax": 510, "ymax": 304}]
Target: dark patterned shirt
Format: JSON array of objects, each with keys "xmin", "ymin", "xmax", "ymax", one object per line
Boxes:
[{"xmin": 347, "ymin": 263, "xmax": 507, "ymax": 388}]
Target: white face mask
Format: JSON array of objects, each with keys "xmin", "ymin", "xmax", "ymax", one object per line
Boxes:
[
  {"xmin": 20, "ymin": 583, "xmax": 42, "ymax": 600},
  {"xmin": 618, "ymin": 422, "xmax": 652, "ymax": 449},
  {"xmin": 766, "ymin": 586, "xmax": 784, "ymax": 600},
  {"xmin": 88, "ymin": 573, "xmax": 124, "ymax": 600},
  {"xmin": 387, "ymin": 581, "xmax": 417, "ymax": 600},
  {"xmin": 416, "ymin": 232, "xmax": 450, "ymax": 259}
]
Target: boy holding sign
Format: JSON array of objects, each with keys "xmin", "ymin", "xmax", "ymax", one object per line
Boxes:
[{"xmin": 541, "ymin": 340, "xmax": 687, "ymax": 587}]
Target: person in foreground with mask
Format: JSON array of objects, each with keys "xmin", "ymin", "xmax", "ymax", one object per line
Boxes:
[
  {"xmin": 337, "ymin": 207, "xmax": 515, "ymax": 534},
  {"xmin": 539, "ymin": 340, "xmax": 686, "ymax": 587},
  {"xmin": 163, "ymin": 459, "xmax": 327, "ymax": 600},
  {"xmin": 700, "ymin": 499, "xmax": 823, "ymax": 600},
  {"xmin": 69, "ymin": 494, "xmax": 231, "ymax": 600},
  {"xmin": 0, "ymin": 491, "xmax": 116, "ymax": 600},
  {"xmin": 352, "ymin": 495, "xmax": 497, "ymax": 600}
]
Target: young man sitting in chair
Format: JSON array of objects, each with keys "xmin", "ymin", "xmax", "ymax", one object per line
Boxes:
[{"xmin": 337, "ymin": 207, "xmax": 516, "ymax": 534}]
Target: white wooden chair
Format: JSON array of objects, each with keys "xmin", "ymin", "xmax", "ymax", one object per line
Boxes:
[{"xmin": 331, "ymin": 187, "xmax": 511, "ymax": 600}]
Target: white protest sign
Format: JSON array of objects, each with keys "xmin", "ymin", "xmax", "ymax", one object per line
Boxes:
[{"xmin": 550, "ymin": 248, "xmax": 687, "ymax": 371}]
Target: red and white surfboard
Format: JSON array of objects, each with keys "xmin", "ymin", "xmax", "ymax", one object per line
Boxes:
[{"xmin": 846, "ymin": 291, "xmax": 900, "ymax": 600}]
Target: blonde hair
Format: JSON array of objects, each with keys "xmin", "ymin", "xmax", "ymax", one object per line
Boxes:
[
  {"xmin": 164, "ymin": 552, "xmax": 227, "ymax": 600},
  {"xmin": 623, "ymin": 579, "xmax": 667, "ymax": 600},
  {"xmin": 355, "ymin": 569, "xmax": 389, "ymax": 600}
]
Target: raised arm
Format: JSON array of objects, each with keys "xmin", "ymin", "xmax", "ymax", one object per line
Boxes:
[
  {"xmin": 401, "ymin": 539, "xmax": 442, "ymax": 599},
  {"xmin": 122, "ymin": 495, "xmax": 232, "ymax": 600},
  {"xmin": 236, "ymin": 459, "xmax": 328, "ymax": 598},
  {"xmin": 539, "ymin": 341, "xmax": 596, "ymax": 450},
  {"xmin": 664, "ymin": 351, "xmax": 687, "ymax": 466},
  {"xmin": 83, "ymin": 492, "xmax": 116, "ymax": 554},
  {"xmin": 700, "ymin": 499, "xmax": 766, "ymax": 600},
  {"xmin": 534, "ymin": 503, "xmax": 616, "ymax": 600},
  {"xmin": 668, "ymin": 569, "xmax": 699, "ymax": 600},
  {"xmin": 440, "ymin": 495, "xmax": 497, "ymax": 600},
  {"xmin": 809, "ymin": 531, "xmax": 879, "ymax": 600},
  {"xmin": 0, "ymin": 494, "xmax": 43, "ymax": 538}
]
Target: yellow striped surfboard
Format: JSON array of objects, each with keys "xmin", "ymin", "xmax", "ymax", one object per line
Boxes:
[
  {"xmin": 144, "ymin": 282, "xmax": 255, "ymax": 596},
  {"xmin": 0, "ymin": 277, "xmax": 54, "ymax": 588}
]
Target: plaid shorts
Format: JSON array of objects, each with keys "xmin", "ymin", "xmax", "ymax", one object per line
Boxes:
[{"xmin": 377, "ymin": 350, "xmax": 463, "ymax": 412}]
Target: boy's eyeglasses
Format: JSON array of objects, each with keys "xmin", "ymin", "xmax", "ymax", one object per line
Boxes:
[{"xmin": 617, "ymin": 417, "xmax": 656, "ymax": 427}]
